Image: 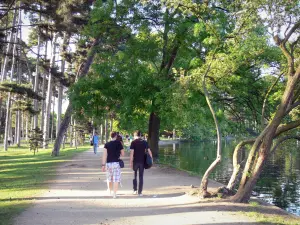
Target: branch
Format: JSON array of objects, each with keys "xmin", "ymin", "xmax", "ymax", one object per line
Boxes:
[
  {"xmin": 285, "ymin": 100, "xmax": 300, "ymax": 115},
  {"xmin": 283, "ymin": 20, "xmax": 300, "ymax": 44},
  {"xmin": 261, "ymin": 72, "xmax": 284, "ymax": 128},
  {"xmin": 271, "ymin": 135, "xmax": 300, "ymax": 154},
  {"xmin": 0, "ymin": 0, "xmax": 16, "ymax": 20},
  {"xmin": 275, "ymin": 119, "xmax": 300, "ymax": 137}
]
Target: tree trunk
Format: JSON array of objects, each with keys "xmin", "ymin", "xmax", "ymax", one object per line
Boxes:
[
  {"xmin": 0, "ymin": 7, "xmax": 17, "ymax": 82},
  {"xmin": 227, "ymin": 139, "xmax": 255, "ymax": 191},
  {"xmin": 3, "ymin": 93, "xmax": 11, "ymax": 151},
  {"xmin": 148, "ymin": 112, "xmax": 160, "ymax": 158},
  {"xmin": 69, "ymin": 116, "xmax": 73, "ymax": 147},
  {"xmin": 100, "ymin": 123, "xmax": 103, "ymax": 145},
  {"xmin": 199, "ymin": 60, "xmax": 222, "ymax": 197},
  {"xmin": 73, "ymin": 119, "xmax": 77, "ymax": 149},
  {"xmin": 52, "ymin": 105, "xmax": 72, "ymax": 156},
  {"xmin": 232, "ymin": 64, "xmax": 300, "ymax": 202},
  {"xmin": 51, "ymin": 94, "xmax": 55, "ymax": 142},
  {"xmin": 56, "ymin": 32, "xmax": 68, "ymax": 136},
  {"xmin": 25, "ymin": 115, "xmax": 28, "ymax": 141},
  {"xmin": 110, "ymin": 118, "xmax": 113, "ymax": 133},
  {"xmin": 105, "ymin": 118, "xmax": 108, "ymax": 143},
  {"xmin": 232, "ymin": 153, "xmax": 266, "ymax": 202},
  {"xmin": 40, "ymin": 37, "xmax": 48, "ymax": 131},
  {"xmin": 33, "ymin": 14, "xmax": 41, "ymax": 129},
  {"xmin": 51, "ymin": 38, "xmax": 100, "ymax": 156},
  {"xmin": 43, "ymin": 33, "xmax": 58, "ymax": 149},
  {"xmin": 3, "ymin": 10, "xmax": 20, "ymax": 150}
]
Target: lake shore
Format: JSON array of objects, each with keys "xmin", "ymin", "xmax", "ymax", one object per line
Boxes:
[{"xmin": 14, "ymin": 146, "xmax": 300, "ymax": 225}]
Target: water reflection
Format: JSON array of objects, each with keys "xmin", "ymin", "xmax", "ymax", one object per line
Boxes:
[{"xmin": 159, "ymin": 140, "xmax": 300, "ymax": 216}]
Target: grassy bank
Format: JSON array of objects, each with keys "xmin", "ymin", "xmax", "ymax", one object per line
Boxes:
[{"xmin": 0, "ymin": 144, "xmax": 90, "ymax": 225}]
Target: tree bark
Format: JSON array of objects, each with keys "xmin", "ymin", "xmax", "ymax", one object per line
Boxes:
[
  {"xmin": 105, "ymin": 118, "xmax": 108, "ymax": 143},
  {"xmin": 40, "ymin": 36, "xmax": 48, "ymax": 132},
  {"xmin": 69, "ymin": 116, "xmax": 73, "ymax": 147},
  {"xmin": 199, "ymin": 60, "xmax": 222, "ymax": 197},
  {"xmin": 33, "ymin": 9, "xmax": 41, "ymax": 129},
  {"xmin": 227, "ymin": 139, "xmax": 255, "ymax": 190},
  {"xmin": 43, "ymin": 33, "xmax": 58, "ymax": 149},
  {"xmin": 51, "ymin": 38, "xmax": 100, "ymax": 156},
  {"xmin": 56, "ymin": 32, "xmax": 68, "ymax": 136},
  {"xmin": 3, "ymin": 8, "xmax": 20, "ymax": 150},
  {"xmin": 52, "ymin": 104, "xmax": 72, "ymax": 156},
  {"xmin": 148, "ymin": 112, "xmax": 160, "ymax": 158},
  {"xmin": 51, "ymin": 94, "xmax": 55, "ymax": 142},
  {"xmin": 232, "ymin": 64, "xmax": 300, "ymax": 203},
  {"xmin": 0, "ymin": 6, "xmax": 17, "ymax": 82}
]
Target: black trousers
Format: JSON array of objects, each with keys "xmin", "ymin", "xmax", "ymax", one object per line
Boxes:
[{"xmin": 133, "ymin": 162, "xmax": 144, "ymax": 194}]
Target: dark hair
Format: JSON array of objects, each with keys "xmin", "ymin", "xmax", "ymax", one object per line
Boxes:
[
  {"xmin": 116, "ymin": 134, "xmax": 123, "ymax": 142},
  {"xmin": 134, "ymin": 130, "xmax": 142, "ymax": 137},
  {"xmin": 111, "ymin": 131, "xmax": 117, "ymax": 138}
]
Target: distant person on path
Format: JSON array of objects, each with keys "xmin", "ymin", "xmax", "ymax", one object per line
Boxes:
[
  {"xmin": 130, "ymin": 130, "xmax": 153, "ymax": 196},
  {"xmin": 92, "ymin": 132, "xmax": 99, "ymax": 154},
  {"xmin": 102, "ymin": 131, "xmax": 124, "ymax": 198}
]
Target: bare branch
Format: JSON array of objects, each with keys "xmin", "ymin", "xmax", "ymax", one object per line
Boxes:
[
  {"xmin": 0, "ymin": 0, "xmax": 16, "ymax": 20},
  {"xmin": 283, "ymin": 20, "xmax": 300, "ymax": 44},
  {"xmin": 271, "ymin": 135, "xmax": 300, "ymax": 154}
]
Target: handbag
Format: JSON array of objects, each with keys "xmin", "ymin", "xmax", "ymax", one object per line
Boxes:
[
  {"xmin": 119, "ymin": 159, "xmax": 124, "ymax": 168},
  {"xmin": 144, "ymin": 151, "xmax": 153, "ymax": 169}
]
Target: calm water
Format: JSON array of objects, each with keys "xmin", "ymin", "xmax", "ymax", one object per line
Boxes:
[{"xmin": 159, "ymin": 140, "xmax": 300, "ymax": 216}]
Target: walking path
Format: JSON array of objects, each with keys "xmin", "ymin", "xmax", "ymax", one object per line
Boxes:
[{"xmin": 14, "ymin": 147, "xmax": 263, "ymax": 225}]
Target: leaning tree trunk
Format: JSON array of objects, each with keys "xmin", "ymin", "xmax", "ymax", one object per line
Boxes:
[
  {"xmin": 232, "ymin": 64, "xmax": 300, "ymax": 203},
  {"xmin": 148, "ymin": 111, "xmax": 160, "ymax": 158},
  {"xmin": 43, "ymin": 33, "xmax": 58, "ymax": 149},
  {"xmin": 199, "ymin": 62, "xmax": 222, "ymax": 197},
  {"xmin": 227, "ymin": 139, "xmax": 255, "ymax": 191},
  {"xmin": 52, "ymin": 105, "xmax": 72, "ymax": 156},
  {"xmin": 52, "ymin": 38, "xmax": 100, "ymax": 156}
]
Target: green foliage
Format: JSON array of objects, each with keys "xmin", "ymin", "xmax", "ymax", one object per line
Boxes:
[
  {"xmin": 28, "ymin": 128, "xmax": 43, "ymax": 155},
  {"xmin": 0, "ymin": 82, "xmax": 44, "ymax": 101}
]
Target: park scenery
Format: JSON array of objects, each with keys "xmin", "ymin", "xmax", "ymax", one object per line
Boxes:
[{"xmin": 0, "ymin": 0, "xmax": 300, "ymax": 225}]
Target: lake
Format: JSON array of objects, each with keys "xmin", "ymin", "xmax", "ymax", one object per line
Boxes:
[{"xmin": 158, "ymin": 139, "xmax": 300, "ymax": 216}]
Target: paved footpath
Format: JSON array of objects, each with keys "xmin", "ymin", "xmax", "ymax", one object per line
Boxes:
[{"xmin": 14, "ymin": 147, "xmax": 258, "ymax": 225}]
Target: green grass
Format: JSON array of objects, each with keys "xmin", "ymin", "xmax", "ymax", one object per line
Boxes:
[
  {"xmin": 0, "ymin": 143, "xmax": 91, "ymax": 225},
  {"xmin": 245, "ymin": 211, "xmax": 300, "ymax": 225},
  {"xmin": 240, "ymin": 202, "xmax": 300, "ymax": 225}
]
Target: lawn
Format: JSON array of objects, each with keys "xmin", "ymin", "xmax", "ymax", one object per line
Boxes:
[{"xmin": 0, "ymin": 143, "xmax": 90, "ymax": 225}]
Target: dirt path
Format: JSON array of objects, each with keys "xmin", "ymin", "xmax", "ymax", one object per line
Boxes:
[{"xmin": 14, "ymin": 147, "xmax": 259, "ymax": 225}]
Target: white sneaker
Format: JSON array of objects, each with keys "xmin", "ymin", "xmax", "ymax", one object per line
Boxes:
[
  {"xmin": 139, "ymin": 194, "xmax": 143, "ymax": 197},
  {"xmin": 133, "ymin": 190, "xmax": 137, "ymax": 195},
  {"xmin": 113, "ymin": 193, "xmax": 117, "ymax": 199}
]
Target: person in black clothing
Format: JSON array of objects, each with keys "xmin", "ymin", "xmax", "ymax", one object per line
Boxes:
[
  {"xmin": 130, "ymin": 130, "xmax": 153, "ymax": 196},
  {"xmin": 102, "ymin": 131, "xmax": 124, "ymax": 198}
]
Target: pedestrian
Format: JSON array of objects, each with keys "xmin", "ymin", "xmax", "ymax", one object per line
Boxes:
[
  {"xmin": 130, "ymin": 130, "xmax": 153, "ymax": 196},
  {"xmin": 92, "ymin": 132, "xmax": 99, "ymax": 154},
  {"xmin": 102, "ymin": 131, "xmax": 124, "ymax": 198}
]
